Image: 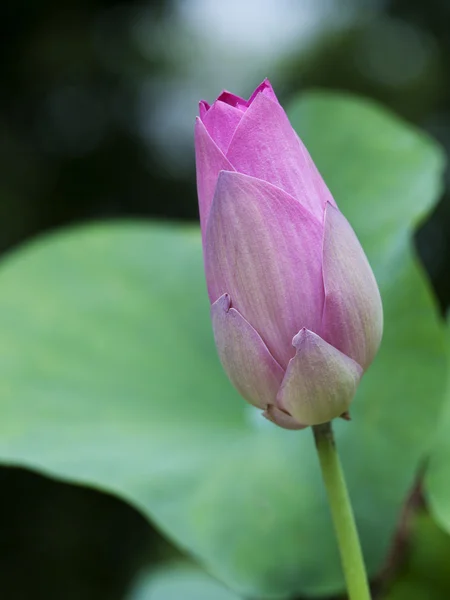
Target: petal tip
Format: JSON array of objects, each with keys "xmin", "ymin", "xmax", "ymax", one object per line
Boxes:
[
  {"xmin": 248, "ymin": 79, "xmax": 278, "ymax": 105},
  {"xmin": 194, "ymin": 115, "xmax": 210, "ymax": 138},
  {"xmin": 212, "ymin": 292, "xmax": 231, "ymax": 313},
  {"xmin": 325, "ymin": 201, "xmax": 339, "ymax": 215},
  {"xmin": 199, "ymin": 100, "xmax": 210, "ymax": 119},
  {"xmin": 292, "ymin": 328, "xmax": 308, "ymax": 348},
  {"xmin": 216, "ymin": 169, "xmax": 237, "ymax": 187},
  {"xmin": 216, "ymin": 90, "xmax": 247, "ymax": 110}
]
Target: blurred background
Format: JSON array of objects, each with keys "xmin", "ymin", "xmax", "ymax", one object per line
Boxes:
[{"xmin": 1, "ymin": 0, "xmax": 450, "ymax": 598}]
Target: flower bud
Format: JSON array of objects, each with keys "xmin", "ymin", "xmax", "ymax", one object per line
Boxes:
[{"xmin": 195, "ymin": 80, "xmax": 383, "ymax": 429}]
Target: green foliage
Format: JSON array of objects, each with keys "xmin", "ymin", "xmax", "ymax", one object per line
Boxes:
[
  {"xmin": 127, "ymin": 564, "xmax": 242, "ymax": 600},
  {"xmin": 0, "ymin": 92, "xmax": 445, "ymax": 598},
  {"xmin": 426, "ymin": 315, "xmax": 450, "ymax": 534},
  {"xmin": 383, "ymin": 510, "xmax": 450, "ymax": 600}
]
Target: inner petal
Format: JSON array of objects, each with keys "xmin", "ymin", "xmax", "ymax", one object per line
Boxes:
[{"xmin": 202, "ymin": 100, "xmax": 245, "ymax": 154}]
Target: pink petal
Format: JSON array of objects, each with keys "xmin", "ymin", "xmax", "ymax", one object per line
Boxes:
[
  {"xmin": 202, "ymin": 100, "xmax": 245, "ymax": 154},
  {"xmin": 321, "ymin": 203, "xmax": 383, "ymax": 370},
  {"xmin": 199, "ymin": 100, "xmax": 210, "ymax": 120},
  {"xmin": 226, "ymin": 92, "xmax": 332, "ymax": 219},
  {"xmin": 295, "ymin": 133, "xmax": 337, "ymax": 209},
  {"xmin": 194, "ymin": 118, "xmax": 235, "ymax": 246},
  {"xmin": 206, "ymin": 80, "xmax": 279, "ymax": 117},
  {"xmin": 205, "ymin": 171, "xmax": 324, "ymax": 369},
  {"xmin": 248, "ymin": 78, "xmax": 279, "ymax": 105},
  {"xmin": 211, "ymin": 293, "xmax": 284, "ymax": 409},
  {"xmin": 277, "ymin": 328, "xmax": 363, "ymax": 426},
  {"xmin": 262, "ymin": 404, "xmax": 307, "ymax": 430},
  {"xmin": 215, "ymin": 91, "xmax": 248, "ymax": 111}
]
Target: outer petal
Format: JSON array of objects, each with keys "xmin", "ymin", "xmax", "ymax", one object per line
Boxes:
[
  {"xmin": 211, "ymin": 293, "xmax": 284, "ymax": 409},
  {"xmin": 202, "ymin": 100, "xmax": 244, "ymax": 154},
  {"xmin": 205, "ymin": 171, "xmax": 324, "ymax": 369},
  {"xmin": 277, "ymin": 328, "xmax": 363, "ymax": 426},
  {"xmin": 226, "ymin": 92, "xmax": 332, "ymax": 219},
  {"xmin": 321, "ymin": 203, "xmax": 383, "ymax": 370},
  {"xmin": 247, "ymin": 79, "xmax": 279, "ymax": 105},
  {"xmin": 262, "ymin": 405, "xmax": 307, "ymax": 430},
  {"xmin": 295, "ymin": 133, "xmax": 337, "ymax": 210},
  {"xmin": 194, "ymin": 118, "xmax": 234, "ymax": 246}
]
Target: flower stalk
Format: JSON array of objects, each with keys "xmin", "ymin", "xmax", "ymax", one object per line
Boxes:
[{"xmin": 313, "ymin": 422, "xmax": 371, "ymax": 600}]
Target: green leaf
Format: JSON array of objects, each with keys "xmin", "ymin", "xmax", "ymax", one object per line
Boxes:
[
  {"xmin": 127, "ymin": 564, "xmax": 242, "ymax": 600},
  {"xmin": 382, "ymin": 510, "xmax": 450, "ymax": 600},
  {"xmin": 0, "ymin": 92, "xmax": 445, "ymax": 598},
  {"xmin": 425, "ymin": 316, "xmax": 450, "ymax": 531}
]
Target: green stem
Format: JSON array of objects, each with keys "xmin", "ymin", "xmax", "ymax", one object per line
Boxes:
[{"xmin": 312, "ymin": 422, "xmax": 371, "ymax": 600}]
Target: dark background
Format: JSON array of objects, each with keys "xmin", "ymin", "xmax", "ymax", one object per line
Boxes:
[{"xmin": 1, "ymin": 0, "xmax": 450, "ymax": 598}]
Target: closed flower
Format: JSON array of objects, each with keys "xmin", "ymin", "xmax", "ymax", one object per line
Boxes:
[{"xmin": 195, "ymin": 80, "xmax": 383, "ymax": 429}]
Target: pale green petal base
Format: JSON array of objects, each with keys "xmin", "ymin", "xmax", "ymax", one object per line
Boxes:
[{"xmin": 277, "ymin": 329, "xmax": 363, "ymax": 426}]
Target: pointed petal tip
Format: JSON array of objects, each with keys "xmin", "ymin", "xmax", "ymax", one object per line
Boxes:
[
  {"xmin": 194, "ymin": 115, "xmax": 209, "ymax": 136},
  {"xmin": 324, "ymin": 201, "xmax": 340, "ymax": 218},
  {"xmin": 255, "ymin": 78, "xmax": 272, "ymax": 91},
  {"xmin": 214, "ymin": 170, "xmax": 247, "ymax": 197},
  {"xmin": 248, "ymin": 79, "xmax": 278, "ymax": 105},
  {"xmin": 292, "ymin": 327, "xmax": 308, "ymax": 348},
  {"xmin": 216, "ymin": 168, "xmax": 238, "ymax": 185},
  {"xmin": 212, "ymin": 292, "xmax": 231, "ymax": 313},
  {"xmin": 199, "ymin": 100, "xmax": 210, "ymax": 120},
  {"xmin": 216, "ymin": 90, "xmax": 247, "ymax": 110}
]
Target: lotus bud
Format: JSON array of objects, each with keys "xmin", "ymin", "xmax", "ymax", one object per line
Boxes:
[{"xmin": 195, "ymin": 80, "xmax": 383, "ymax": 429}]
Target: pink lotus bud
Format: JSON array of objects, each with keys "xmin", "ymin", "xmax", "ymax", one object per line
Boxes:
[{"xmin": 195, "ymin": 80, "xmax": 383, "ymax": 429}]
